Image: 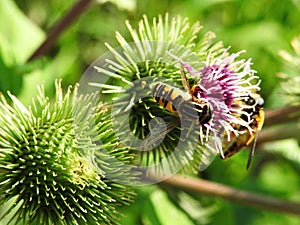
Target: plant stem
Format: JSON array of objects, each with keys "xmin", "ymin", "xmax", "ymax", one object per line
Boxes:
[
  {"xmin": 257, "ymin": 123, "xmax": 300, "ymax": 145},
  {"xmin": 27, "ymin": 0, "xmax": 94, "ymax": 62},
  {"xmin": 160, "ymin": 175, "xmax": 300, "ymax": 216},
  {"xmin": 264, "ymin": 105, "xmax": 300, "ymax": 127},
  {"xmin": 257, "ymin": 105, "xmax": 300, "ymax": 145}
]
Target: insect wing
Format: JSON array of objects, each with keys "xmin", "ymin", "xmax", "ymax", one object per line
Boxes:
[{"xmin": 139, "ymin": 119, "xmax": 180, "ymax": 151}]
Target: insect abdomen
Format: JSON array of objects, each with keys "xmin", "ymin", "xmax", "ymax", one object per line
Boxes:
[
  {"xmin": 222, "ymin": 94, "xmax": 265, "ymax": 160},
  {"xmin": 150, "ymin": 83, "xmax": 189, "ymax": 113},
  {"xmin": 150, "ymin": 82, "xmax": 212, "ymax": 124}
]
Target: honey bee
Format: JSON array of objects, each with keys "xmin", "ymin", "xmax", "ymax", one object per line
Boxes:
[
  {"xmin": 150, "ymin": 68, "xmax": 212, "ymax": 124},
  {"xmin": 222, "ymin": 93, "xmax": 265, "ymax": 169}
]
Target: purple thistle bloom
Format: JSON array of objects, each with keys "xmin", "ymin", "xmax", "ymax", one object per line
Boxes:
[{"xmin": 182, "ymin": 48, "xmax": 261, "ymax": 157}]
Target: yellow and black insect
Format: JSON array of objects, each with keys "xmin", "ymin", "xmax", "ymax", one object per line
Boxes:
[
  {"xmin": 150, "ymin": 68, "xmax": 212, "ymax": 124},
  {"xmin": 139, "ymin": 68, "xmax": 213, "ymax": 150},
  {"xmin": 222, "ymin": 93, "xmax": 265, "ymax": 169}
]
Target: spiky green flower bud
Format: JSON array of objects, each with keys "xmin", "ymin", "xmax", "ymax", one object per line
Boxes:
[
  {"xmin": 278, "ymin": 35, "xmax": 300, "ymax": 102},
  {"xmin": 83, "ymin": 14, "xmax": 261, "ymax": 175},
  {"xmin": 83, "ymin": 14, "xmax": 225, "ymax": 176},
  {"xmin": 0, "ymin": 81, "xmax": 135, "ymax": 225}
]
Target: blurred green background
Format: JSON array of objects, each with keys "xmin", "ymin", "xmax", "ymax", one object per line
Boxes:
[{"xmin": 1, "ymin": 0, "xmax": 300, "ymax": 224}]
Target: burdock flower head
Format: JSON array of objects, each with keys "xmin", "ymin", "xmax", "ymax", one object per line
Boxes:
[
  {"xmin": 179, "ymin": 48, "xmax": 260, "ymax": 157},
  {"xmin": 82, "ymin": 14, "xmax": 262, "ymax": 175},
  {"xmin": 278, "ymin": 35, "xmax": 300, "ymax": 103},
  {"xmin": 0, "ymin": 81, "xmax": 135, "ymax": 225}
]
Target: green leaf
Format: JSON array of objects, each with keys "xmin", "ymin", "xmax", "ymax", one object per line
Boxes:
[
  {"xmin": 258, "ymin": 160, "xmax": 299, "ymax": 194},
  {"xmin": 264, "ymin": 139, "xmax": 300, "ymax": 167},
  {"xmin": 148, "ymin": 189, "xmax": 194, "ymax": 225},
  {"xmin": 0, "ymin": 35, "xmax": 22, "ymax": 96},
  {"xmin": 0, "ymin": 0, "xmax": 45, "ymax": 96},
  {"xmin": 18, "ymin": 41, "xmax": 80, "ymax": 105},
  {"xmin": 0, "ymin": 0, "xmax": 45, "ymax": 63}
]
